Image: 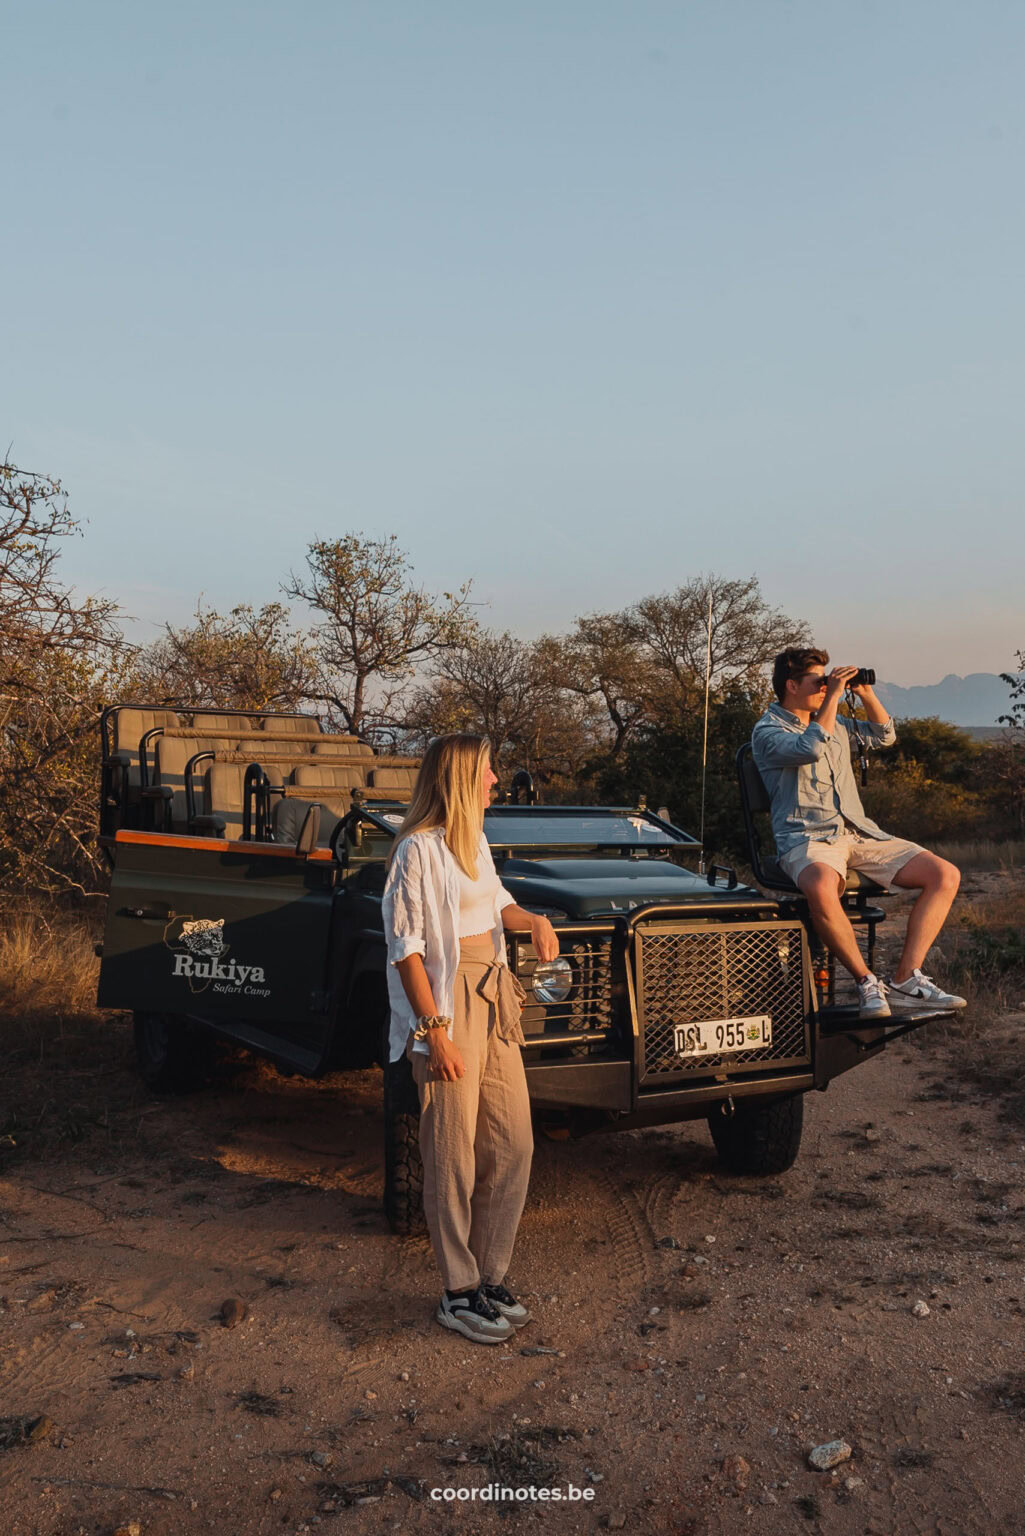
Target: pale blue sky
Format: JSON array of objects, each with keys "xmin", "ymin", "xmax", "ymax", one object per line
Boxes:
[{"xmin": 5, "ymin": 1, "xmax": 1023, "ymax": 684}]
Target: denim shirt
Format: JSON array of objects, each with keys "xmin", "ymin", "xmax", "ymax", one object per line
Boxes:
[
  {"xmin": 381, "ymin": 827, "xmax": 518, "ymax": 1063},
  {"xmin": 750, "ymin": 701, "xmax": 897, "ymax": 856}
]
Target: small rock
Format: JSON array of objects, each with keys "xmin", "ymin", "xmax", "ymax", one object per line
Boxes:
[
  {"xmin": 648, "ymin": 1307, "xmax": 661, "ymax": 1316},
  {"xmin": 844, "ymin": 1475, "xmax": 865, "ymax": 1492},
  {"xmin": 269, "ymin": 1488, "xmax": 283, "ymax": 1501},
  {"xmin": 365, "ymin": 1389, "xmax": 377, "ymax": 1400},
  {"xmin": 219, "ymin": 1298, "xmax": 247, "ymax": 1329},
  {"xmin": 704, "ymin": 1235, "xmax": 717, "ymax": 1244},
  {"xmin": 656, "ymin": 1236, "xmax": 680, "ymax": 1249},
  {"xmin": 178, "ymin": 1364, "xmax": 194, "ymax": 1382},
  {"xmin": 721, "ymin": 1454, "xmax": 751, "ymax": 1490},
  {"xmin": 808, "ymin": 1440, "xmax": 852, "ymax": 1471},
  {"xmin": 624, "ymin": 1358, "xmax": 650, "ymax": 1372},
  {"xmin": 864, "ymin": 1128, "xmax": 881, "ymax": 1143},
  {"xmin": 608, "ymin": 1515, "xmax": 627, "ymax": 1530},
  {"xmin": 398, "ymin": 1371, "xmax": 409, "ymax": 1381},
  {"xmin": 759, "ymin": 1490, "xmax": 778, "ymax": 1506},
  {"xmin": 310, "ymin": 1450, "xmax": 332, "ymax": 1467},
  {"xmin": 68, "ymin": 1322, "xmax": 85, "ymax": 1332},
  {"xmin": 27, "ymin": 1289, "xmax": 57, "ymax": 1312},
  {"xmin": 113, "ymin": 1523, "xmax": 142, "ymax": 1536},
  {"xmin": 912, "ymin": 1300, "xmax": 931, "ymax": 1318}
]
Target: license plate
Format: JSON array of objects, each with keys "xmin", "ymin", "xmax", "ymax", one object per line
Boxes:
[{"xmin": 673, "ymin": 1015, "xmax": 773, "ymax": 1058}]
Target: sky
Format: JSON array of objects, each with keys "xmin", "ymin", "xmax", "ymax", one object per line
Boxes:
[{"xmin": 4, "ymin": 0, "xmax": 1024, "ymax": 686}]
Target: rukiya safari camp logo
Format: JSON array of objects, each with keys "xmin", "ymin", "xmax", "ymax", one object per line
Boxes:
[{"xmin": 163, "ymin": 916, "xmax": 268, "ymax": 996}]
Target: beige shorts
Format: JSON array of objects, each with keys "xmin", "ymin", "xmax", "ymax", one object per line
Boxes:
[{"xmin": 780, "ymin": 832, "xmax": 925, "ymax": 892}]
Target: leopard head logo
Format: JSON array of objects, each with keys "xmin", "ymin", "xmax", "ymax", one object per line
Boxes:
[{"xmin": 179, "ymin": 918, "xmax": 228, "ymax": 958}]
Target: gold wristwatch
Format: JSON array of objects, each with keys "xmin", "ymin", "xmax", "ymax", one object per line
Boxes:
[{"xmin": 412, "ymin": 1014, "xmax": 451, "ymax": 1043}]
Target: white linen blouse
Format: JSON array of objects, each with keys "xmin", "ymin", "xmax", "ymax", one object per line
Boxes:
[{"xmin": 382, "ymin": 825, "xmax": 518, "ymax": 1063}]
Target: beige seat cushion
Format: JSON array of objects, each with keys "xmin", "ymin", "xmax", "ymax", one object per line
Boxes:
[
  {"xmin": 293, "ymin": 763, "xmax": 367, "ymax": 792},
  {"xmin": 110, "ymin": 708, "xmax": 182, "ymax": 788},
  {"xmin": 257, "ymin": 714, "xmax": 323, "ymax": 736},
  {"xmin": 312, "ymin": 737, "xmax": 374, "ymax": 757},
  {"xmin": 153, "ymin": 735, "xmax": 232, "ymax": 830},
  {"xmin": 187, "ymin": 711, "xmax": 252, "ymax": 735},
  {"xmin": 205, "ymin": 760, "xmax": 285, "ymax": 840},
  {"xmin": 368, "ymin": 766, "xmax": 417, "ymax": 795}
]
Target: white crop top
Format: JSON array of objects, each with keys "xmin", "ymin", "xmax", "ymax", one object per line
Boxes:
[{"xmin": 456, "ymin": 850, "xmax": 501, "ymax": 938}]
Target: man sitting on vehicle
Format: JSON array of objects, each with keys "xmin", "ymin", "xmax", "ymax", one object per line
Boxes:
[{"xmin": 751, "ymin": 647, "xmax": 965, "ymax": 1020}]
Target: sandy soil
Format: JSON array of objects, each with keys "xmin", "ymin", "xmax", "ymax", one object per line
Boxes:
[{"xmin": 3, "ymin": 876, "xmax": 1025, "ymax": 1536}]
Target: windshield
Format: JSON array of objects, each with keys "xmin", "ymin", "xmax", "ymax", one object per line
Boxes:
[{"xmin": 482, "ymin": 807, "xmax": 696, "ymax": 848}]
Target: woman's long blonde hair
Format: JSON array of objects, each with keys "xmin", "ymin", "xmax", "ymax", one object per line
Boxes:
[{"xmin": 388, "ymin": 733, "xmax": 490, "ymax": 878}]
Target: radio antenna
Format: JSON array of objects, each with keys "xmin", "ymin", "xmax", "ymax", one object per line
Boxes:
[{"xmin": 698, "ymin": 587, "xmax": 713, "ymax": 875}]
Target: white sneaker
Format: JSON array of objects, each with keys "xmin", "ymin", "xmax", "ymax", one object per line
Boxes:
[
  {"xmin": 856, "ymin": 973, "xmax": 891, "ymax": 1020},
  {"xmin": 885, "ymin": 969, "xmax": 967, "ymax": 1011}
]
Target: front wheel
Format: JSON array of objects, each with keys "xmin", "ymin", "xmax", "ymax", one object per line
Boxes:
[
  {"xmin": 708, "ymin": 1092, "xmax": 804, "ymax": 1175},
  {"xmin": 383, "ymin": 1047, "xmax": 425, "ymax": 1235},
  {"xmin": 133, "ymin": 1012, "xmax": 217, "ymax": 1095}
]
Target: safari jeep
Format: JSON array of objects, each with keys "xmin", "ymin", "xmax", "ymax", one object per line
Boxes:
[{"xmin": 95, "ymin": 703, "xmax": 954, "ymax": 1233}]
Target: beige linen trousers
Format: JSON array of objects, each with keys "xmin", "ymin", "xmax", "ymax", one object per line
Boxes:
[{"xmin": 405, "ymin": 935, "xmax": 534, "ymax": 1292}]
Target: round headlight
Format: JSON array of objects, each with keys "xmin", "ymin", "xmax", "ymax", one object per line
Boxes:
[{"xmin": 532, "ymin": 957, "xmax": 573, "ymax": 1004}]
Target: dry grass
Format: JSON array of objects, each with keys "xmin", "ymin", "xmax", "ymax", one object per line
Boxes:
[
  {"xmin": 0, "ymin": 905, "xmax": 137, "ymax": 1163},
  {"xmin": 932, "ymin": 839, "xmax": 1025, "ymax": 872},
  {"xmin": 0, "ymin": 906, "xmax": 102, "ymax": 1028},
  {"xmin": 944, "ymin": 889, "xmax": 1025, "ymax": 1010}
]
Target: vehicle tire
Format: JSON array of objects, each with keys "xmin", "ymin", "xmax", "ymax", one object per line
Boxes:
[
  {"xmin": 707, "ymin": 1092, "xmax": 804, "ymax": 1176},
  {"xmin": 383, "ymin": 1048, "xmax": 425, "ymax": 1236},
  {"xmin": 133, "ymin": 1012, "xmax": 216, "ymax": 1095}
]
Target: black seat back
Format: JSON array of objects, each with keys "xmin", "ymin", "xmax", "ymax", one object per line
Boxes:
[{"xmin": 736, "ymin": 742, "xmax": 795, "ymax": 892}]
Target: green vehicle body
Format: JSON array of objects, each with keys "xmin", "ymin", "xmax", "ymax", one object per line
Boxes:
[{"xmin": 95, "ymin": 704, "xmax": 943, "ymax": 1229}]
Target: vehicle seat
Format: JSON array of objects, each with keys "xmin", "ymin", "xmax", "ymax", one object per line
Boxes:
[
  {"xmin": 149, "ymin": 733, "xmax": 233, "ymax": 831},
  {"xmin": 293, "ymin": 762, "xmax": 368, "ymax": 793},
  {"xmin": 255, "ymin": 714, "xmax": 323, "ymax": 737},
  {"xmin": 108, "ymin": 707, "xmax": 182, "ymax": 792},
  {"xmin": 368, "ymin": 766, "xmax": 418, "ymax": 797},
  {"xmin": 271, "ymin": 796, "xmax": 342, "ymax": 847},
  {"xmin": 202, "ymin": 760, "xmax": 286, "ymax": 840},
  {"xmin": 312, "ymin": 737, "xmax": 374, "ymax": 757}
]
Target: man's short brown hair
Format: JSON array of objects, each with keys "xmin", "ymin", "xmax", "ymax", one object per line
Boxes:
[{"xmin": 772, "ymin": 647, "xmax": 829, "ymax": 704}]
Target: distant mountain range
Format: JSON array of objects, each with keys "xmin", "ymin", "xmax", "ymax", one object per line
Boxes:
[{"xmin": 874, "ymin": 673, "xmax": 1019, "ymax": 728}]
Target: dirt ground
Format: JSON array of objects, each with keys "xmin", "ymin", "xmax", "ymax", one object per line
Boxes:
[{"xmin": 3, "ymin": 873, "xmax": 1025, "ymax": 1536}]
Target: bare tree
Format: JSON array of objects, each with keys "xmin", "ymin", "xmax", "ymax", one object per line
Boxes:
[
  {"xmin": 406, "ymin": 628, "xmax": 540, "ymax": 764},
  {"xmin": 283, "ymin": 534, "xmax": 474, "ymax": 738},
  {"xmin": 136, "ymin": 601, "xmax": 317, "ymax": 712},
  {"xmin": 404, "ymin": 625, "xmax": 597, "ymax": 791},
  {"xmin": 0, "ymin": 460, "xmax": 130, "ymax": 898},
  {"xmin": 0, "ymin": 460, "xmax": 121, "ymax": 700},
  {"xmin": 633, "ymin": 573, "xmax": 808, "ymax": 706},
  {"xmin": 539, "ymin": 612, "xmax": 652, "ymax": 757}
]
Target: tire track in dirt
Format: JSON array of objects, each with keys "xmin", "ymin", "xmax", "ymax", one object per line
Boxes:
[{"xmin": 593, "ymin": 1162, "xmax": 664, "ymax": 1303}]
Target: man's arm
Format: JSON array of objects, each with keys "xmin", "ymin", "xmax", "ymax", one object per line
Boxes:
[
  {"xmin": 849, "ymin": 683, "xmax": 896, "ymax": 747},
  {"xmin": 751, "ymin": 716, "xmax": 830, "ymax": 769}
]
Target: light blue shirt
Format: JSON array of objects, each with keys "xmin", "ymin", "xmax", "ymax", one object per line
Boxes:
[{"xmin": 751, "ymin": 701, "xmax": 897, "ymax": 857}]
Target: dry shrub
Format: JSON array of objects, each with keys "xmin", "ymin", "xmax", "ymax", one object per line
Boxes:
[
  {"xmin": 0, "ymin": 906, "xmax": 102, "ymax": 1028},
  {"xmin": 945, "ymin": 891, "xmax": 1025, "ymax": 1009}
]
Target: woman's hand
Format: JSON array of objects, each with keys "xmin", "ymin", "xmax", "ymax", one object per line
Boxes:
[
  {"xmin": 428, "ymin": 1029, "xmax": 466, "ymax": 1082},
  {"xmin": 530, "ymin": 914, "xmax": 560, "ymax": 963}
]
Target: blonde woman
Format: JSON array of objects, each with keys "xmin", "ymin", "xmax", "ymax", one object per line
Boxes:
[{"xmin": 382, "ymin": 734, "xmax": 559, "ymax": 1344}]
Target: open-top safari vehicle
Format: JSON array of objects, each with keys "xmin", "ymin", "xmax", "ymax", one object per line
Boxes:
[{"xmin": 95, "ymin": 703, "xmax": 957, "ymax": 1232}]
